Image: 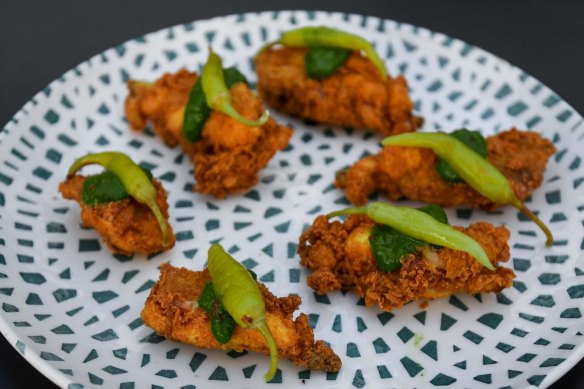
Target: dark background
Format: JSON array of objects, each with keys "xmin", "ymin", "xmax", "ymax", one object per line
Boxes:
[{"xmin": 1, "ymin": 1, "xmax": 583, "ymax": 387}]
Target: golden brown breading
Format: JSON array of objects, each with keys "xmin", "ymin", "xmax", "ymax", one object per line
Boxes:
[
  {"xmin": 255, "ymin": 47, "xmax": 421, "ymax": 135},
  {"xmin": 125, "ymin": 69, "xmax": 293, "ymax": 198},
  {"xmin": 298, "ymin": 215, "xmax": 515, "ymax": 311},
  {"xmin": 59, "ymin": 175, "xmax": 175, "ymax": 255},
  {"xmin": 141, "ymin": 263, "xmax": 342, "ymax": 372},
  {"xmin": 336, "ymin": 128, "xmax": 556, "ymax": 207}
]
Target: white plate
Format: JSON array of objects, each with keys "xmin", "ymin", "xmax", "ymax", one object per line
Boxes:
[{"xmin": 0, "ymin": 10, "xmax": 583, "ymax": 389}]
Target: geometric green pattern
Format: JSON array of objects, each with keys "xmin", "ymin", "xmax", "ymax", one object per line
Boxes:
[{"xmin": 0, "ymin": 10, "xmax": 583, "ymax": 389}]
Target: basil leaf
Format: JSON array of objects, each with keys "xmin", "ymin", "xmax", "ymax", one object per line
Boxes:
[
  {"xmin": 199, "ymin": 281, "xmax": 235, "ymax": 344},
  {"xmin": 182, "ymin": 77, "xmax": 211, "ymax": 143},
  {"xmin": 223, "ymin": 66, "xmax": 248, "ymax": 88},
  {"xmin": 305, "ymin": 45, "xmax": 352, "ymax": 80},
  {"xmin": 369, "ymin": 204, "xmax": 448, "ymax": 272},
  {"xmin": 81, "ymin": 171, "xmax": 129, "ymax": 205},
  {"xmin": 417, "ymin": 204, "xmax": 448, "ymax": 224},
  {"xmin": 369, "ymin": 225, "xmax": 423, "ymax": 272},
  {"xmin": 210, "ymin": 315, "xmax": 236, "ymax": 344},
  {"xmin": 198, "ymin": 282, "xmax": 217, "ymax": 312},
  {"xmin": 436, "ymin": 129, "xmax": 487, "ymax": 183}
]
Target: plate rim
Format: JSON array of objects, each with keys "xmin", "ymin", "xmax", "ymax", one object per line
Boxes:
[{"xmin": 0, "ymin": 9, "xmax": 583, "ymax": 389}]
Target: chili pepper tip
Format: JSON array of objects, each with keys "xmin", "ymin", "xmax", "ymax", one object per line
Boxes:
[
  {"xmin": 257, "ymin": 321, "xmax": 279, "ymax": 382},
  {"xmin": 147, "ymin": 200, "xmax": 169, "ymax": 247}
]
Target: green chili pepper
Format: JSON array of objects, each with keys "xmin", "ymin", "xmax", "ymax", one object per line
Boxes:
[
  {"xmin": 436, "ymin": 129, "xmax": 487, "ymax": 183},
  {"xmin": 369, "ymin": 204, "xmax": 449, "ymax": 272},
  {"xmin": 328, "ymin": 201, "xmax": 495, "ymax": 270},
  {"xmin": 259, "ymin": 26, "xmax": 387, "ymax": 79},
  {"xmin": 207, "ymin": 243, "xmax": 279, "ymax": 381},
  {"xmin": 67, "ymin": 151, "xmax": 170, "ymax": 247},
  {"xmin": 382, "ymin": 132, "xmax": 554, "ymax": 246},
  {"xmin": 202, "ymin": 50, "xmax": 269, "ymax": 127},
  {"xmin": 304, "ymin": 46, "xmax": 352, "ymax": 80},
  {"xmin": 199, "ymin": 282, "xmax": 236, "ymax": 344},
  {"xmin": 182, "ymin": 66, "xmax": 250, "ymax": 143}
]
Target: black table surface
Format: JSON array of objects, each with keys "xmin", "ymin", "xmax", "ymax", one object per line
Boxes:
[{"xmin": 1, "ymin": 1, "xmax": 583, "ymax": 388}]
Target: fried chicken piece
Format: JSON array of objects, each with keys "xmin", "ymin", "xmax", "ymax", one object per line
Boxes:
[
  {"xmin": 337, "ymin": 128, "xmax": 556, "ymax": 207},
  {"xmin": 255, "ymin": 47, "xmax": 422, "ymax": 135},
  {"xmin": 142, "ymin": 263, "xmax": 342, "ymax": 372},
  {"xmin": 298, "ymin": 215, "xmax": 514, "ymax": 311},
  {"xmin": 125, "ymin": 69, "xmax": 293, "ymax": 198},
  {"xmin": 59, "ymin": 175, "xmax": 175, "ymax": 255}
]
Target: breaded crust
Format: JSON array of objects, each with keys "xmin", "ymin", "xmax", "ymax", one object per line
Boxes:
[
  {"xmin": 125, "ymin": 69, "xmax": 293, "ymax": 198},
  {"xmin": 59, "ymin": 175, "xmax": 175, "ymax": 255},
  {"xmin": 255, "ymin": 47, "xmax": 421, "ymax": 135},
  {"xmin": 298, "ymin": 215, "xmax": 515, "ymax": 311},
  {"xmin": 141, "ymin": 263, "xmax": 342, "ymax": 372},
  {"xmin": 336, "ymin": 128, "xmax": 556, "ymax": 207}
]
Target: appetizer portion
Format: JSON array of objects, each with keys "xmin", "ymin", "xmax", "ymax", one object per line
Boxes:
[
  {"xmin": 142, "ymin": 246, "xmax": 342, "ymax": 379},
  {"xmin": 337, "ymin": 128, "xmax": 556, "ymax": 243},
  {"xmin": 125, "ymin": 50, "xmax": 293, "ymax": 198},
  {"xmin": 59, "ymin": 151, "xmax": 175, "ymax": 255},
  {"xmin": 255, "ymin": 26, "xmax": 421, "ymax": 135},
  {"xmin": 298, "ymin": 202, "xmax": 515, "ymax": 311},
  {"xmin": 338, "ymin": 128, "xmax": 555, "ymax": 207}
]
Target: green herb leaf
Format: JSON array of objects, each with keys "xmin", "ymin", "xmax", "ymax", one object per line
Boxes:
[
  {"xmin": 210, "ymin": 315, "xmax": 236, "ymax": 344},
  {"xmin": 417, "ymin": 204, "xmax": 448, "ymax": 224},
  {"xmin": 369, "ymin": 225, "xmax": 423, "ymax": 272},
  {"xmin": 369, "ymin": 205, "xmax": 448, "ymax": 272},
  {"xmin": 198, "ymin": 282, "xmax": 217, "ymax": 312},
  {"xmin": 223, "ymin": 66, "xmax": 249, "ymax": 88},
  {"xmin": 305, "ymin": 45, "xmax": 352, "ymax": 80},
  {"xmin": 81, "ymin": 171, "xmax": 129, "ymax": 205},
  {"xmin": 183, "ymin": 77, "xmax": 211, "ymax": 143},
  {"xmin": 199, "ymin": 281, "xmax": 235, "ymax": 344},
  {"xmin": 436, "ymin": 129, "xmax": 487, "ymax": 183}
]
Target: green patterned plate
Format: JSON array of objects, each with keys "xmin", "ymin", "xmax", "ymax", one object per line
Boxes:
[{"xmin": 1, "ymin": 11, "xmax": 583, "ymax": 389}]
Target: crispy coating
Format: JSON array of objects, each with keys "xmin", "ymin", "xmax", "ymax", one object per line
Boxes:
[
  {"xmin": 125, "ymin": 69, "xmax": 293, "ymax": 198},
  {"xmin": 298, "ymin": 215, "xmax": 515, "ymax": 311},
  {"xmin": 59, "ymin": 175, "xmax": 175, "ymax": 255},
  {"xmin": 255, "ymin": 47, "xmax": 422, "ymax": 135},
  {"xmin": 337, "ymin": 128, "xmax": 556, "ymax": 207},
  {"xmin": 141, "ymin": 263, "xmax": 342, "ymax": 372}
]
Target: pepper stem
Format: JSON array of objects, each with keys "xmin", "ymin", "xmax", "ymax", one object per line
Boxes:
[
  {"xmin": 512, "ymin": 199, "xmax": 553, "ymax": 246},
  {"xmin": 327, "ymin": 206, "xmax": 368, "ymax": 219},
  {"xmin": 219, "ymin": 102, "xmax": 270, "ymax": 127},
  {"xmin": 256, "ymin": 320, "xmax": 278, "ymax": 382},
  {"xmin": 146, "ymin": 199, "xmax": 169, "ymax": 247},
  {"xmin": 67, "ymin": 158, "xmax": 99, "ymax": 178}
]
